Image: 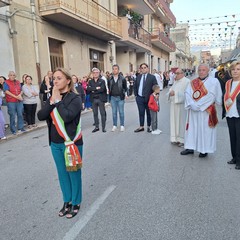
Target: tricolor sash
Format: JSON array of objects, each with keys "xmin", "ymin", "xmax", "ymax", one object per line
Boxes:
[
  {"xmin": 224, "ymin": 79, "xmax": 240, "ymax": 112},
  {"xmin": 190, "ymin": 78, "xmax": 218, "ymax": 128},
  {"xmin": 50, "ymin": 108, "xmax": 82, "ymax": 171}
]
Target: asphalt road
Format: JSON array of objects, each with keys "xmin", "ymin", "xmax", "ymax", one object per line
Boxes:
[{"xmin": 1, "ymin": 88, "xmax": 240, "ymax": 240}]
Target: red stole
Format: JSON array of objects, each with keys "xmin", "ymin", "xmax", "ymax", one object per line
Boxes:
[
  {"xmin": 191, "ymin": 78, "xmax": 218, "ymax": 128},
  {"xmin": 224, "ymin": 79, "xmax": 240, "ymax": 112}
]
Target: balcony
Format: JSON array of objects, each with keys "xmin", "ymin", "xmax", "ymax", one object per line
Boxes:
[
  {"xmin": 117, "ymin": 17, "xmax": 152, "ymax": 52},
  {"xmin": 151, "ymin": 28, "xmax": 176, "ymax": 52},
  {"xmin": 38, "ymin": 0, "xmax": 122, "ymax": 41},
  {"xmin": 0, "ymin": 0, "xmax": 11, "ymax": 8},
  {"xmin": 118, "ymin": 0, "xmax": 155, "ymax": 15},
  {"xmin": 154, "ymin": 0, "xmax": 176, "ymax": 27}
]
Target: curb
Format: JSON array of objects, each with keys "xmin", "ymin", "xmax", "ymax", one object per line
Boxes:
[{"xmin": 1, "ymin": 103, "xmax": 112, "ymax": 142}]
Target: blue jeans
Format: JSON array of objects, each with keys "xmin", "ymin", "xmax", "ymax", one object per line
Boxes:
[
  {"xmin": 50, "ymin": 142, "xmax": 83, "ymax": 205},
  {"xmin": 110, "ymin": 96, "xmax": 125, "ymax": 126},
  {"xmin": 7, "ymin": 102, "xmax": 24, "ymax": 133}
]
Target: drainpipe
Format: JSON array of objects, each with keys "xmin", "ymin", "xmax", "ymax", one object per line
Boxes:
[{"xmin": 30, "ymin": 0, "xmax": 42, "ymax": 87}]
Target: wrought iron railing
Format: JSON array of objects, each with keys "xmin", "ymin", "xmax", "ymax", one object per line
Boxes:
[
  {"xmin": 156, "ymin": 0, "xmax": 176, "ymax": 26},
  {"xmin": 128, "ymin": 21, "xmax": 152, "ymax": 47},
  {"xmin": 151, "ymin": 28, "xmax": 176, "ymax": 50},
  {"xmin": 147, "ymin": 0, "xmax": 156, "ymax": 8}
]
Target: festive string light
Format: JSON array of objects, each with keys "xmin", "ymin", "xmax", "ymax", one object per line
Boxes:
[{"xmin": 172, "ymin": 13, "xmax": 240, "ymax": 49}]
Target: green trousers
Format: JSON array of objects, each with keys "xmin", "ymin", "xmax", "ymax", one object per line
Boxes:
[{"xmin": 50, "ymin": 142, "xmax": 82, "ymax": 205}]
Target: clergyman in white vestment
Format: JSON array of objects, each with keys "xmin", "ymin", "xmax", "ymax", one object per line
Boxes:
[
  {"xmin": 180, "ymin": 64, "xmax": 222, "ymax": 158},
  {"xmin": 168, "ymin": 68, "xmax": 190, "ymax": 146}
]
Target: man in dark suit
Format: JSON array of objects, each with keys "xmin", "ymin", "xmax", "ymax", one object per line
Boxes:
[{"xmin": 134, "ymin": 63, "xmax": 158, "ymax": 132}]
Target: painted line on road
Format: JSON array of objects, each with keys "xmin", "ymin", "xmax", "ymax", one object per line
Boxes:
[{"xmin": 63, "ymin": 185, "xmax": 116, "ymax": 240}]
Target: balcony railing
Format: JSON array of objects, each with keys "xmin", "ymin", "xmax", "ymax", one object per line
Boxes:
[
  {"xmin": 151, "ymin": 28, "xmax": 176, "ymax": 51},
  {"xmin": 38, "ymin": 0, "xmax": 122, "ymax": 37},
  {"xmin": 147, "ymin": 0, "xmax": 157, "ymax": 8},
  {"xmin": 155, "ymin": 0, "xmax": 176, "ymax": 27},
  {"xmin": 128, "ymin": 21, "xmax": 152, "ymax": 47},
  {"xmin": 0, "ymin": 0, "xmax": 11, "ymax": 7}
]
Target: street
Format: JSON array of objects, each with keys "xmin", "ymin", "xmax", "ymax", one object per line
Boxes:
[{"xmin": 1, "ymin": 88, "xmax": 240, "ymax": 240}]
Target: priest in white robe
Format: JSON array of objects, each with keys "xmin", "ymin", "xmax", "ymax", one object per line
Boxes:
[
  {"xmin": 167, "ymin": 68, "xmax": 190, "ymax": 146},
  {"xmin": 153, "ymin": 69, "xmax": 163, "ymax": 90},
  {"xmin": 181, "ymin": 64, "xmax": 222, "ymax": 157}
]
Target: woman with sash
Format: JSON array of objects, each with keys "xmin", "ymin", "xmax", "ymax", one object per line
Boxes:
[
  {"xmin": 223, "ymin": 60, "xmax": 240, "ymax": 170},
  {"xmin": 38, "ymin": 68, "xmax": 83, "ymax": 218}
]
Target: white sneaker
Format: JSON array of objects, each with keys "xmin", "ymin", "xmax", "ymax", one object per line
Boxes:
[
  {"xmin": 0, "ymin": 136, "xmax": 7, "ymax": 140},
  {"xmin": 120, "ymin": 126, "xmax": 125, "ymax": 132},
  {"xmin": 152, "ymin": 129, "xmax": 161, "ymax": 135},
  {"xmin": 111, "ymin": 126, "xmax": 117, "ymax": 132},
  {"xmin": 157, "ymin": 129, "xmax": 162, "ymax": 134}
]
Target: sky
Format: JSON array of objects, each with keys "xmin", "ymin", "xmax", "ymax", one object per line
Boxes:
[{"xmin": 170, "ymin": 0, "xmax": 240, "ymax": 52}]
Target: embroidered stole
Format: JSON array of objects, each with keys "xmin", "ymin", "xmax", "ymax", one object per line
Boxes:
[
  {"xmin": 51, "ymin": 108, "xmax": 82, "ymax": 171},
  {"xmin": 191, "ymin": 78, "xmax": 218, "ymax": 128},
  {"xmin": 224, "ymin": 79, "xmax": 240, "ymax": 112}
]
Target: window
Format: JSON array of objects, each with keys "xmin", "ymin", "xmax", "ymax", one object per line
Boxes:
[
  {"xmin": 48, "ymin": 38, "xmax": 64, "ymax": 71},
  {"xmin": 89, "ymin": 49, "xmax": 105, "ymax": 71}
]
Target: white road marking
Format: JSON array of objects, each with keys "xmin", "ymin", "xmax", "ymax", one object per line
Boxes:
[{"xmin": 63, "ymin": 185, "xmax": 116, "ymax": 240}]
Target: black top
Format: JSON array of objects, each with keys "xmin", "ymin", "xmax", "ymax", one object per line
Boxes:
[
  {"xmin": 75, "ymin": 83, "xmax": 86, "ymax": 104},
  {"xmin": 108, "ymin": 74, "xmax": 127, "ymax": 100},
  {"xmin": 111, "ymin": 80, "xmax": 121, "ymax": 96},
  {"xmin": 87, "ymin": 78, "xmax": 107, "ymax": 103},
  {"xmin": 39, "ymin": 80, "xmax": 53, "ymax": 102},
  {"xmin": 37, "ymin": 91, "xmax": 83, "ymax": 145}
]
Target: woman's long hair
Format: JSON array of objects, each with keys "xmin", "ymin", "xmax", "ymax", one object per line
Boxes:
[{"xmin": 53, "ymin": 68, "xmax": 78, "ymax": 94}]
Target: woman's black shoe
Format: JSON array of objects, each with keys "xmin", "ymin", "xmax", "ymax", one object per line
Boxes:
[
  {"xmin": 59, "ymin": 202, "xmax": 72, "ymax": 217},
  {"xmin": 235, "ymin": 165, "xmax": 240, "ymax": 170},
  {"xmin": 66, "ymin": 204, "xmax": 81, "ymax": 219}
]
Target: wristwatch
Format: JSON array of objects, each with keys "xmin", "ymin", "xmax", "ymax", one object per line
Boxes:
[
  {"xmin": 54, "ymin": 99, "xmax": 61, "ymax": 104},
  {"xmin": 50, "ymin": 99, "xmax": 61, "ymax": 105}
]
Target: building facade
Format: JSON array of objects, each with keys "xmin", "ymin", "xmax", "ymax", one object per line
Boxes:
[
  {"xmin": 0, "ymin": 0, "xmax": 176, "ymax": 84},
  {"xmin": 169, "ymin": 23, "xmax": 193, "ymax": 70}
]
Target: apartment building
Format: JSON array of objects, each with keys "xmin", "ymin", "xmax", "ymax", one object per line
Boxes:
[
  {"xmin": 170, "ymin": 23, "xmax": 194, "ymax": 70},
  {"xmin": 117, "ymin": 0, "xmax": 176, "ymax": 74},
  {"xmin": 0, "ymin": 0, "xmax": 176, "ymax": 84}
]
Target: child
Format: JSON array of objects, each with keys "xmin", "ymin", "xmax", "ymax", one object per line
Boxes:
[{"xmin": 148, "ymin": 84, "xmax": 161, "ymax": 135}]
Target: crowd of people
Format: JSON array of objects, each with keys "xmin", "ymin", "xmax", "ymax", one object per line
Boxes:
[
  {"xmin": 0, "ymin": 67, "xmax": 184, "ymax": 139},
  {"xmin": 1, "ymin": 60, "xmax": 240, "ymax": 219}
]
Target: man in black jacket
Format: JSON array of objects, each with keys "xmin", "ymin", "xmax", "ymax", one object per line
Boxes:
[
  {"xmin": 108, "ymin": 64, "xmax": 127, "ymax": 132},
  {"xmin": 134, "ymin": 63, "xmax": 158, "ymax": 132},
  {"xmin": 87, "ymin": 68, "xmax": 107, "ymax": 133}
]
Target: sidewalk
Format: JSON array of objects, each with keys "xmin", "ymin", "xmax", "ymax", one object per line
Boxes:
[
  {"xmin": 1, "ymin": 102, "xmax": 115, "ymax": 142},
  {"xmin": 1, "ymin": 107, "xmax": 94, "ymax": 142}
]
